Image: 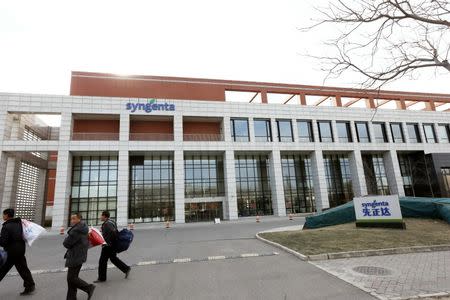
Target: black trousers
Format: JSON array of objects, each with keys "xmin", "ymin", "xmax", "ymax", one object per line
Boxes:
[
  {"xmin": 67, "ymin": 265, "xmax": 91, "ymax": 300},
  {"xmin": 98, "ymin": 245, "xmax": 129, "ymax": 281},
  {"xmin": 0, "ymin": 254, "xmax": 35, "ymax": 289}
]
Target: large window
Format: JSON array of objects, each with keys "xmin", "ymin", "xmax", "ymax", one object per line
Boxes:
[
  {"xmin": 423, "ymin": 124, "xmax": 437, "ymax": 143},
  {"xmin": 276, "ymin": 119, "xmax": 293, "ymax": 142},
  {"xmin": 281, "ymin": 154, "xmax": 315, "ymax": 213},
  {"xmin": 254, "ymin": 119, "xmax": 272, "ymax": 142},
  {"xmin": 16, "ymin": 162, "xmax": 40, "ymax": 222},
  {"xmin": 129, "ymin": 155, "xmax": 174, "ymax": 223},
  {"xmin": 407, "ymin": 124, "xmax": 422, "ymax": 143},
  {"xmin": 297, "ymin": 120, "xmax": 314, "ymax": 142},
  {"xmin": 71, "ymin": 156, "xmax": 118, "ymax": 226},
  {"xmin": 438, "ymin": 124, "xmax": 450, "ymax": 143},
  {"xmin": 185, "ymin": 202, "xmax": 223, "ymax": 223},
  {"xmin": 184, "ymin": 154, "xmax": 224, "ymax": 198},
  {"xmin": 318, "ymin": 121, "xmax": 333, "ymax": 142},
  {"xmin": 373, "ymin": 122, "xmax": 388, "ymax": 143},
  {"xmin": 231, "ymin": 118, "xmax": 249, "ymax": 142},
  {"xmin": 390, "ymin": 123, "xmax": 405, "ymax": 143},
  {"xmin": 336, "ymin": 122, "xmax": 352, "ymax": 143},
  {"xmin": 235, "ymin": 154, "xmax": 272, "ymax": 216},
  {"xmin": 323, "ymin": 154, "xmax": 353, "ymax": 208},
  {"xmin": 355, "ymin": 122, "xmax": 370, "ymax": 143},
  {"xmin": 362, "ymin": 154, "xmax": 390, "ymax": 195}
]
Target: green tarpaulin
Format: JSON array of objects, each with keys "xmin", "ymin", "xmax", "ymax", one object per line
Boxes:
[{"xmin": 304, "ymin": 197, "xmax": 450, "ymax": 229}]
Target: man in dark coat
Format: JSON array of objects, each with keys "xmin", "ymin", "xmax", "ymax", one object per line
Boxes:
[
  {"xmin": 0, "ymin": 208, "xmax": 35, "ymax": 295},
  {"xmin": 94, "ymin": 211, "xmax": 130, "ymax": 282},
  {"xmin": 63, "ymin": 213, "xmax": 95, "ymax": 300}
]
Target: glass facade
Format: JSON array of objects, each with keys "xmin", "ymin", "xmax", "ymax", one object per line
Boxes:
[
  {"xmin": 390, "ymin": 123, "xmax": 405, "ymax": 143},
  {"xmin": 323, "ymin": 154, "xmax": 353, "ymax": 207},
  {"xmin": 318, "ymin": 121, "xmax": 333, "ymax": 142},
  {"xmin": 438, "ymin": 124, "xmax": 450, "ymax": 143},
  {"xmin": 235, "ymin": 154, "xmax": 272, "ymax": 216},
  {"xmin": 184, "ymin": 154, "xmax": 225, "ymax": 198},
  {"xmin": 336, "ymin": 122, "xmax": 352, "ymax": 143},
  {"xmin": 297, "ymin": 120, "xmax": 314, "ymax": 142},
  {"xmin": 362, "ymin": 154, "xmax": 390, "ymax": 195},
  {"xmin": 254, "ymin": 119, "xmax": 272, "ymax": 142},
  {"xmin": 281, "ymin": 154, "xmax": 315, "ymax": 213},
  {"xmin": 423, "ymin": 124, "xmax": 437, "ymax": 143},
  {"xmin": 276, "ymin": 119, "xmax": 293, "ymax": 142},
  {"xmin": 185, "ymin": 202, "xmax": 223, "ymax": 223},
  {"xmin": 129, "ymin": 155, "xmax": 174, "ymax": 223},
  {"xmin": 373, "ymin": 122, "xmax": 388, "ymax": 143},
  {"xmin": 407, "ymin": 124, "xmax": 421, "ymax": 143},
  {"xmin": 231, "ymin": 118, "xmax": 249, "ymax": 142},
  {"xmin": 70, "ymin": 156, "xmax": 118, "ymax": 226},
  {"xmin": 355, "ymin": 122, "xmax": 370, "ymax": 143}
]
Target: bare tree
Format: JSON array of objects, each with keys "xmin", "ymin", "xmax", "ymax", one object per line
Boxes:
[{"xmin": 305, "ymin": 0, "xmax": 450, "ymax": 87}]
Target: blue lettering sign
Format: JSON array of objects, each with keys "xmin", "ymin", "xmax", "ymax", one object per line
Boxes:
[{"xmin": 126, "ymin": 99, "xmax": 176, "ymax": 113}]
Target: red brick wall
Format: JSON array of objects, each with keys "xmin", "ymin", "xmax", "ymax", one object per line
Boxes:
[
  {"xmin": 130, "ymin": 121, "xmax": 173, "ymax": 134},
  {"xmin": 183, "ymin": 122, "xmax": 221, "ymax": 134},
  {"xmin": 46, "ymin": 169, "xmax": 56, "ymax": 206},
  {"xmin": 73, "ymin": 120, "xmax": 120, "ymax": 133}
]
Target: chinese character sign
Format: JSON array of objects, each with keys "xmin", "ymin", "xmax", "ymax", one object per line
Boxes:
[{"xmin": 354, "ymin": 195, "xmax": 403, "ymax": 223}]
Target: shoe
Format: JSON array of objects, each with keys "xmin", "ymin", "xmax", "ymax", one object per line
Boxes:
[
  {"xmin": 87, "ymin": 284, "xmax": 96, "ymax": 300},
  {"xmin": 20, "ymin": 285, "xmax": 35, "ymax": 296},
  {"xmin": 125, "ymin": 268, "xmax": 131, "ymax": 279},
  {"xmin": 93, "ymin": 279, "xmax": 105, "ymax": 283}
]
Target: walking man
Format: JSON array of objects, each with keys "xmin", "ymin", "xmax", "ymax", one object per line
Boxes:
[
  {"xmin": 63, "ymin": 213, "xmax": 95, "ymax": 300},
  {"xmin": 95, "ymin": 211, "xmax": 130, "ymax": 283},
  {"xmin": 0, "ymin": 208, "xmax": 35, "ymax": 295}
]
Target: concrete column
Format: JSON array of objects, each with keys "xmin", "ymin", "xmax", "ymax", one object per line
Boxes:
[
  {"xmin": 311, "ymin": 150, "xmax": 329, "ymax": 211},
  {"xmin": 402, "ymin": 122, "xmax": 410, "ymax": 144},
  {"xmin": 311, "ymin": 120, "xmax": 320, "ymax": 143},
  {"xmin": 291, "ymin": 118, "xmax": 299, "ymax": 142},
  {"xmin": 34, "ymin": 168, "xmax": 47, "ymax": 225},
  {"xmin": 248, "ymin": 117, "xmax": 255, "ymax": 142},
  {"xmin": 0, "ymin": 110, "xmax": 9, "ymax": 141},
  {"xmin": 385, "ymin": 122, "xmax": 393, "ymax": 143},
  {"xmin": 59, "ymin": 112, "xmax": 72, "ymax": 141},
  {"xmin": 0, "ymin": 152, "xmax": 9, "ymax": 210},
  {"xmin": 174, "ymin": 150, "xmax": 185, "ymax": 223},
  {"xmin": 0, "ymin": 154, "xmax": 20, "ymax": 212},
  {"xmin": 331, "ymin": 120, "xmax": 339, "ymax": 143},
  {"xmin": 349, "ymin": 121, "xmax": 357, "ymax": 143},
  {"xmin": 383, "ymin": 150, "xmax": 405, "ymax": 197},
  {"xmin": 174, "ymin": 114, "xmax": 183, "ymax": 142},
  {"xmin": 116, "ymin": 150, "xmax": 129, "ymax": 227},
  {"xmin": 349, "ymin": 150, "xmax": 368, "ymax": 197},
  {"xmin": 367, "ymin": 121, "xmax": 375, "ymax": 143},
  {"xmin": 224, "ymin": 150, "xmax": 238, "ymax": 220},
  {"xmin": 269, "ymin": 150, "xmax": 286, "ymax": 216},
  {"xmin": 51, "ymin": 150, "xmax": 72, "ymax": 229},
  {"xmin": 223, "ymin": 116, "xmax": 232, "ymax": 143},
  {"xmin": 417, "ymin": 122, "xmax": 426, "ymax": 143},
  {"xmin": 270, "ymin": 119, "xmax": 278, "ymax": 142},
  {"xmin": 119, "ymin": 113, "xmax": 130, "ymax": 141}
]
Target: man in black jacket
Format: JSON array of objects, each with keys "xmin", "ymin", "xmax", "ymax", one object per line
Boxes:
[
  {"xmin": 0, "ymin": 208, "xmax": 35, "ymax": 295},
  {"xmin": 63, "ymin": 213, "xmax": 95, "ymax": 300},
  {"xmin": 94, "ymin": 211, "xmax": 130, "ymax": 283}
]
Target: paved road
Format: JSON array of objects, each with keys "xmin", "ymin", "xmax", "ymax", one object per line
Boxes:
[{"xmin": 1, "ymin": 217, "xmax": 375, "ymax": 300}]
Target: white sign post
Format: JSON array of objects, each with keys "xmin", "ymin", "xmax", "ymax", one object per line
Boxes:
[{"xmin": 353, "ymin": 195, "xmax": 405, "ymax": 228}]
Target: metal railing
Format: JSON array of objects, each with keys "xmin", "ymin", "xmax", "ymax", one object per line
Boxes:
[
  {"xmin": 71, "ymin": 132, "xmax": 120, "ymax": 141},
  {"xmin": 183, "ymin": 134, "xmax": 224, "ymax": 141},
  {"xmin": 129, "ymin": 133, "xmax": 174, "ymax": 141}
]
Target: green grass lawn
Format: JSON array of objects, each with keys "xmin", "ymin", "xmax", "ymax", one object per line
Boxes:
[{"xmin": 259, "ymin": 218, "xmax": 450, "ymax": 256}]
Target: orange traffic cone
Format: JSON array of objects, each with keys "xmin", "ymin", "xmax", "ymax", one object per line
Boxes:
[
  {"xmin": 59, "ymin": 226, "xmax": 65, "ymax": 235},
  {"xmin": 256, "ymin": 215, "xmax": 260, "ymax": 223}
]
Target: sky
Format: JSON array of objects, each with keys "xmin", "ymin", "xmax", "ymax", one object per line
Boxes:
[{"xmin": 0, "ymin": 0, "xmax": 449, "ymax": 97}]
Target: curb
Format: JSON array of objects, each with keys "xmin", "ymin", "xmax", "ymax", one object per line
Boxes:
[{"xmin": 256, "ymin": 231, "xmax": 450, "ymax": 261}]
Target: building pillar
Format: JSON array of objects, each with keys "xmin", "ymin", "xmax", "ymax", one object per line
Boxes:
[
  {"xmin": 402, "ymin": 122, "xmax": 410, "ymax": 144},
  {"xmin": 291, "ymin": 118, "xmax": 299, "ymax": 142},
  {"xmin": 349, "ymin": 150, "xmax": 368, "ymax": 197},
  {"xmin": 174, "ymin": 150, "xmax": 185, "ymax": 223},
  {"xmin": 174, "ymin": 114, "xmax": 183, "ymax": 142},
  {"xmin": 311, "ymin": 120, "xmax": 320, "ymax": 143},
  {"xmin": 384, "ymin": 150, "xmax": 405, "ymax": 197},
  {"xmin": 34, "ymin": 168, "xmax": 47, "ymax": 225},
  {"xmin": 311, "ymin": 150, "xmax": 329, "ymax": 211},
  {"xmin": 223, "ymin": 116, "xmax": 232, "ymax": 143},
  {"xmin": 116, "ymin": 150, "xmax": 129, "ymax": 227},
  {"xmin": 224, "ymin": 150, "xmax": 238, "ymax": 220},
  {"xmin": 0, "ymin": 154, "xmax": 20, "ymax": 213},
  {"xmin": 51, "ymin": 150, "xmax": 72, "ymax": 230},
  {"xmin": 248, "ymin": 117, "xmax": 255, "ymax": 142},
  {"xmin": 331, "ymin": 120, "xmax": 339, "ymax": 143},
  {"xmin": 269, "ymin": 150, "xmax": 286, "ymax": 216},
  {"xmin": 59, "ymin": 112, "xmax": 72, "ymax": 141},
  {"xmin": 119, "ymin": 113, "xmax": 130, "ymax": 141},
  {"xmin": 270, "ymin": 119, "xmax": 278, "ymax": 142}
]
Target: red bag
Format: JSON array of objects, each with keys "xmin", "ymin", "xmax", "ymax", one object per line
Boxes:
[{"xmin": 88, "ymin": 227, "xmax": 106, "ymax": 248}]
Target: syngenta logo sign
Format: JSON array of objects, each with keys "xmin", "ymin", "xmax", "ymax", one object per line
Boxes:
[{"xmin": 126, "ymin": 99, "xmax": 175, "ymax": 113}]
